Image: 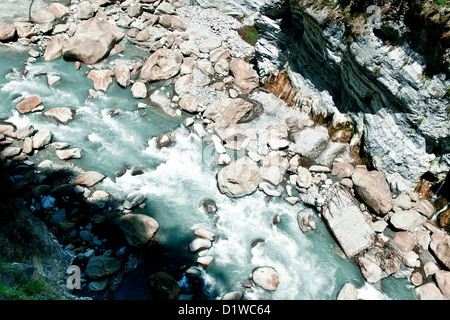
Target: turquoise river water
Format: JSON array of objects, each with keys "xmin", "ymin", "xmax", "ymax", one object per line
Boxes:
[{"xmin": 0, "ymin": 0, "xmax": 417, "ymax": 300}]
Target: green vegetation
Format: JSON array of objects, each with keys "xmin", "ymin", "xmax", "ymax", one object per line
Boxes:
[
  {"xmin": 0, "ymin": 261, "xmax": 61, "ymax": 300},
  {"xmin": 432, "ymin": 0, "xmax": 449, "ymax": 7},
  {"xmin": 237, "ymin": 26, "xmax": 259, "ymax": 46}
]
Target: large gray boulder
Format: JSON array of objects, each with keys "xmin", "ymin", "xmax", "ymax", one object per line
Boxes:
[
  {"xmin": 217, "ymin": 156, "xmax": 261, "ymax": 197},
  {"xmin": 321, "ymin": 184, "xmax": 375, "ymax": 258},
  {"xmin": 62, "ymin": 18, "xmax": 124, "ymax": 64},
  {"xmin": 390, "ymin": 209, "xmax": 426, "ymax": 231}
]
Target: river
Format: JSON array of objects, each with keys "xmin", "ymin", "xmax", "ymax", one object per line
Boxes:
[{"xmin": 0, "ymin": 0, "xmax": 417, "ymax": 300}]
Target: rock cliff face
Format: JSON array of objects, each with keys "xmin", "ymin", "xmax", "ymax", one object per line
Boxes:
[{"xmin": 199, "ymin": 0, "xmax": 450, "ymax": 192}]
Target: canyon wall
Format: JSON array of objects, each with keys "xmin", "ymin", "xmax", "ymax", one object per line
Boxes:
[{"xmin": 199, "ymin": 0, "xmax": 450, "ymax": 193}]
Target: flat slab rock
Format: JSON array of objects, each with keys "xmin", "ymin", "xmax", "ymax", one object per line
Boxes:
[
  {"xmin": 44, "ymin": 107, "xmax": 76, "ymax": 124},
  {"xmin": 321, "ymin": 184, "xmax": 375, "ymax": 258},
  {"xmin": 74, "ymin": 171, "xmax": 105, "ymax": 187}
]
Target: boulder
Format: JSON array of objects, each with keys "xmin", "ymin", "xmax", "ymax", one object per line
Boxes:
[
  {"xmin": 393, "ymin": 193, "xmax": 413, "ymax": 211},
  {"xmin": 128, "ymin": 192, "xmax": 147, "ymax": 208},
  {"xmin": 115, "ymin": 65, "xmax": 131, "ymax": 88},
  {"xmin": 229, "ymin": 58, "xmax": 259, "ymax": 94},
  {"xmin": 44, "ymin": 107, "xmax": 76, "ymax": 124},
  {"xmin": 188, "ymin": 238, "xmax": 212, "ymax": 253},
  {"xmin": 413, "ymin": 199, "xmax": 435, "ymax": 219},
  {"xmin": 180, "ymin": 41, "xmax": 200, "ymax": 57},
  {"xmin": 214, "ymin": 116, "xmax": 246, "ymax": 143},
  {"xmin": 0, "ymin": 24, "xmax": 16, "ymax": 42},
  {"xmin": 128, "ymin": 2, "xmax": 142, "ymax": 17},
  {"xmin": 435, "ymin": 270, "xmax": 450, "ymax": 299},
  {"xmin": 56, "ymin": 148, "xmax": 82, "ymax": 160},
  {"xmin": 155, "ymin": 2, "xmax": 175, "ymax": 15},
  {"xmin": 351, "ymin": 167, "xmax": 393, "ymax": 215},
  {"xmin": 291, "ymin": 126, "xmax": 330, "ymax": 159},
  {"xmin": 47, "ymin": 75, "xmax": 61, "ymax": 87},
  {"xmin": 114, "ymin": 213, "xmax": 159, "ymax": 247},
  {"xmin": 74, "ymin": 171, "xmax": 105, "ymax": 187},
  {"xmin": 87, "ymin": 69, "xmax": 115, "ymax": 92},
  {"xmin": 296, "ymin": 166, "xmax": 312, "ymax": 188},
  {"xmin": 217, "ymin": 156, "xmax": 261, "ymax": 198},
  {"xmin": 415, "ymin": 283, "xmax": 445, "ymax": 300},
  {"xmin": 197, "ymin": 255, "xmax": 214, "ymax": 269},
  {"xmin": 131, "ymin": 81, "xmax": 147, "ymax": 98},
  {"xmin": 202, "ymin": 199, "xmax": 217, "ymax": 214},
  {"xmin": 31, "ymin": 9, "xmax": 55, "ymax": 24},
  {"xmin": 32, "ymin": 130, "xmax": 52, "ymax": 149},
  {"xmin": 430, "ymin": 232, "xmax": 450, "ymax": 269},
  {"xmin": 15, "ymin": 96, "xmax": 41, "ymax": 114},
  {"xmin": 403, "ymin": 251, "xmax": 420, "ymax": 268},
  {"xmin": 16, "ymin": 125, "xmax": 34, "ymax": 140},
  {"xmin": 390, "ymin": 210, "xmax": 426, "ymax": 231},
  {"xmin": 393, "ymin": 231, "xmax": 415, "ymax": 253},
  {"xmin": 214, "ymin": 59, "xmax": 230, "ymax": 76},
  {"xmin": 174, "ymin": 74, "xmax": 194, "ymax": 95},
  {"xmin": 1, "ymin": 147, "xmax": 21, "ymax": 158},
  {"xmin": 259, "ymin": 124, "xmax": 289, "ymax": 150},
  {"xmin": 77, "ymin": 1, "xmax": 96, "ymax": 20},
  {"xmin": 297, "ymin": 208, "xmax": 316, "ymax": 233},
  {"xmin": 357, "ymin": 244, "xmax": 401, "ymax": 283},
  {"xmin": 46, "ymin": 3, "xmax": 70, "ymax": 19},
  {"xmin": 156, "ymin": 131, "xmax": 175, "ymax": 149},
  {"xmin": 88, "ymin": 279, "xmax": 108, "ymax": 292},
  {"xmin": 62, "ymin": 18, "xmax": 124, "ymax": 64},
  {"xmin": 222, "ymin": 291, "xmax": 242, "ymax": 300},
  {"xmin": 135, "ymin": 28, "xmax": 150, "ymax": 42},
  {"xmin": 199, "ymin": 38, "xmax": 223, "ymax": 53},
  {"xmin": 215, "ymin": 98, "xmax": 255, "ymax": 124},
  {"xmin": 260, "ymin": 156, "xmax": 289, "ymax": 186},
  {"xmin": 331, "ymin": 162, "xmax": 354, "ymax": 178},
  {"xmin": 196, "ymin": 59, "xmax": 214, "ymax": 76},
  {"xmin": 85, "ymin": 256, "xmax": 121, "ymax": 279},
  {"xmin": 148, "ymin": 272, "xmax": 180, "ymax": 300},
  {"xmin": 336, "ymin": 283, "xmax": 358, "ymax": 300},
  {"xmin": 140, "ymin": 48, "xmax": 183, "ymax": 82},
  {"xmin": 252, "ymin": 267, "xmax": 279, "ymax": 291},
  {"xmin": 179, "ymin": 94, "xmax": 199, "ymax": 113},
  {"xmin": 321, "ymin": 184, "xmax": 375, "ymax": 258},
  {"xmin": 158, "ymin": 14, "xmax": 186, "ymax": 32},
  {"xmin": 23, "ymin": 137, "xmax": 33, "ymax": 154},
  {"xmin": 210, "ymin": 47, "xmax": 230, "ymax": 63},
  {"xmin": 193, "ymin": 123, "xmax": 206, "ymax": 137},
  {"xmin": 180, "ymin": 57, "xmax": 195, "ymax": 75},
  {"xmin": 285, "ymin": 116, "xmax": 299, "ymax": 129}
]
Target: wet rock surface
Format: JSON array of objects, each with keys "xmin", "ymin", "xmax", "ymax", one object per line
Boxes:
[{"xmin": 0, "ymin": 0, "xmax": 448, "ymax": 302}]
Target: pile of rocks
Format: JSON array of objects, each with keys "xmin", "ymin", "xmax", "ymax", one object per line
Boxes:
[
  {"xmin": 0, "ymin": 120, "xmax": 162, "ymax": 297},
  {"xmin": 1, "ymin": 0, "xmax": 448, "ymax": 300}
]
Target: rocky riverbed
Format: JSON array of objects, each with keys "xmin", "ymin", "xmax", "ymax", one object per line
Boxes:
[{"xmin": 0, "ymin": 0, "xmax": 449, "ymax": 300}]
